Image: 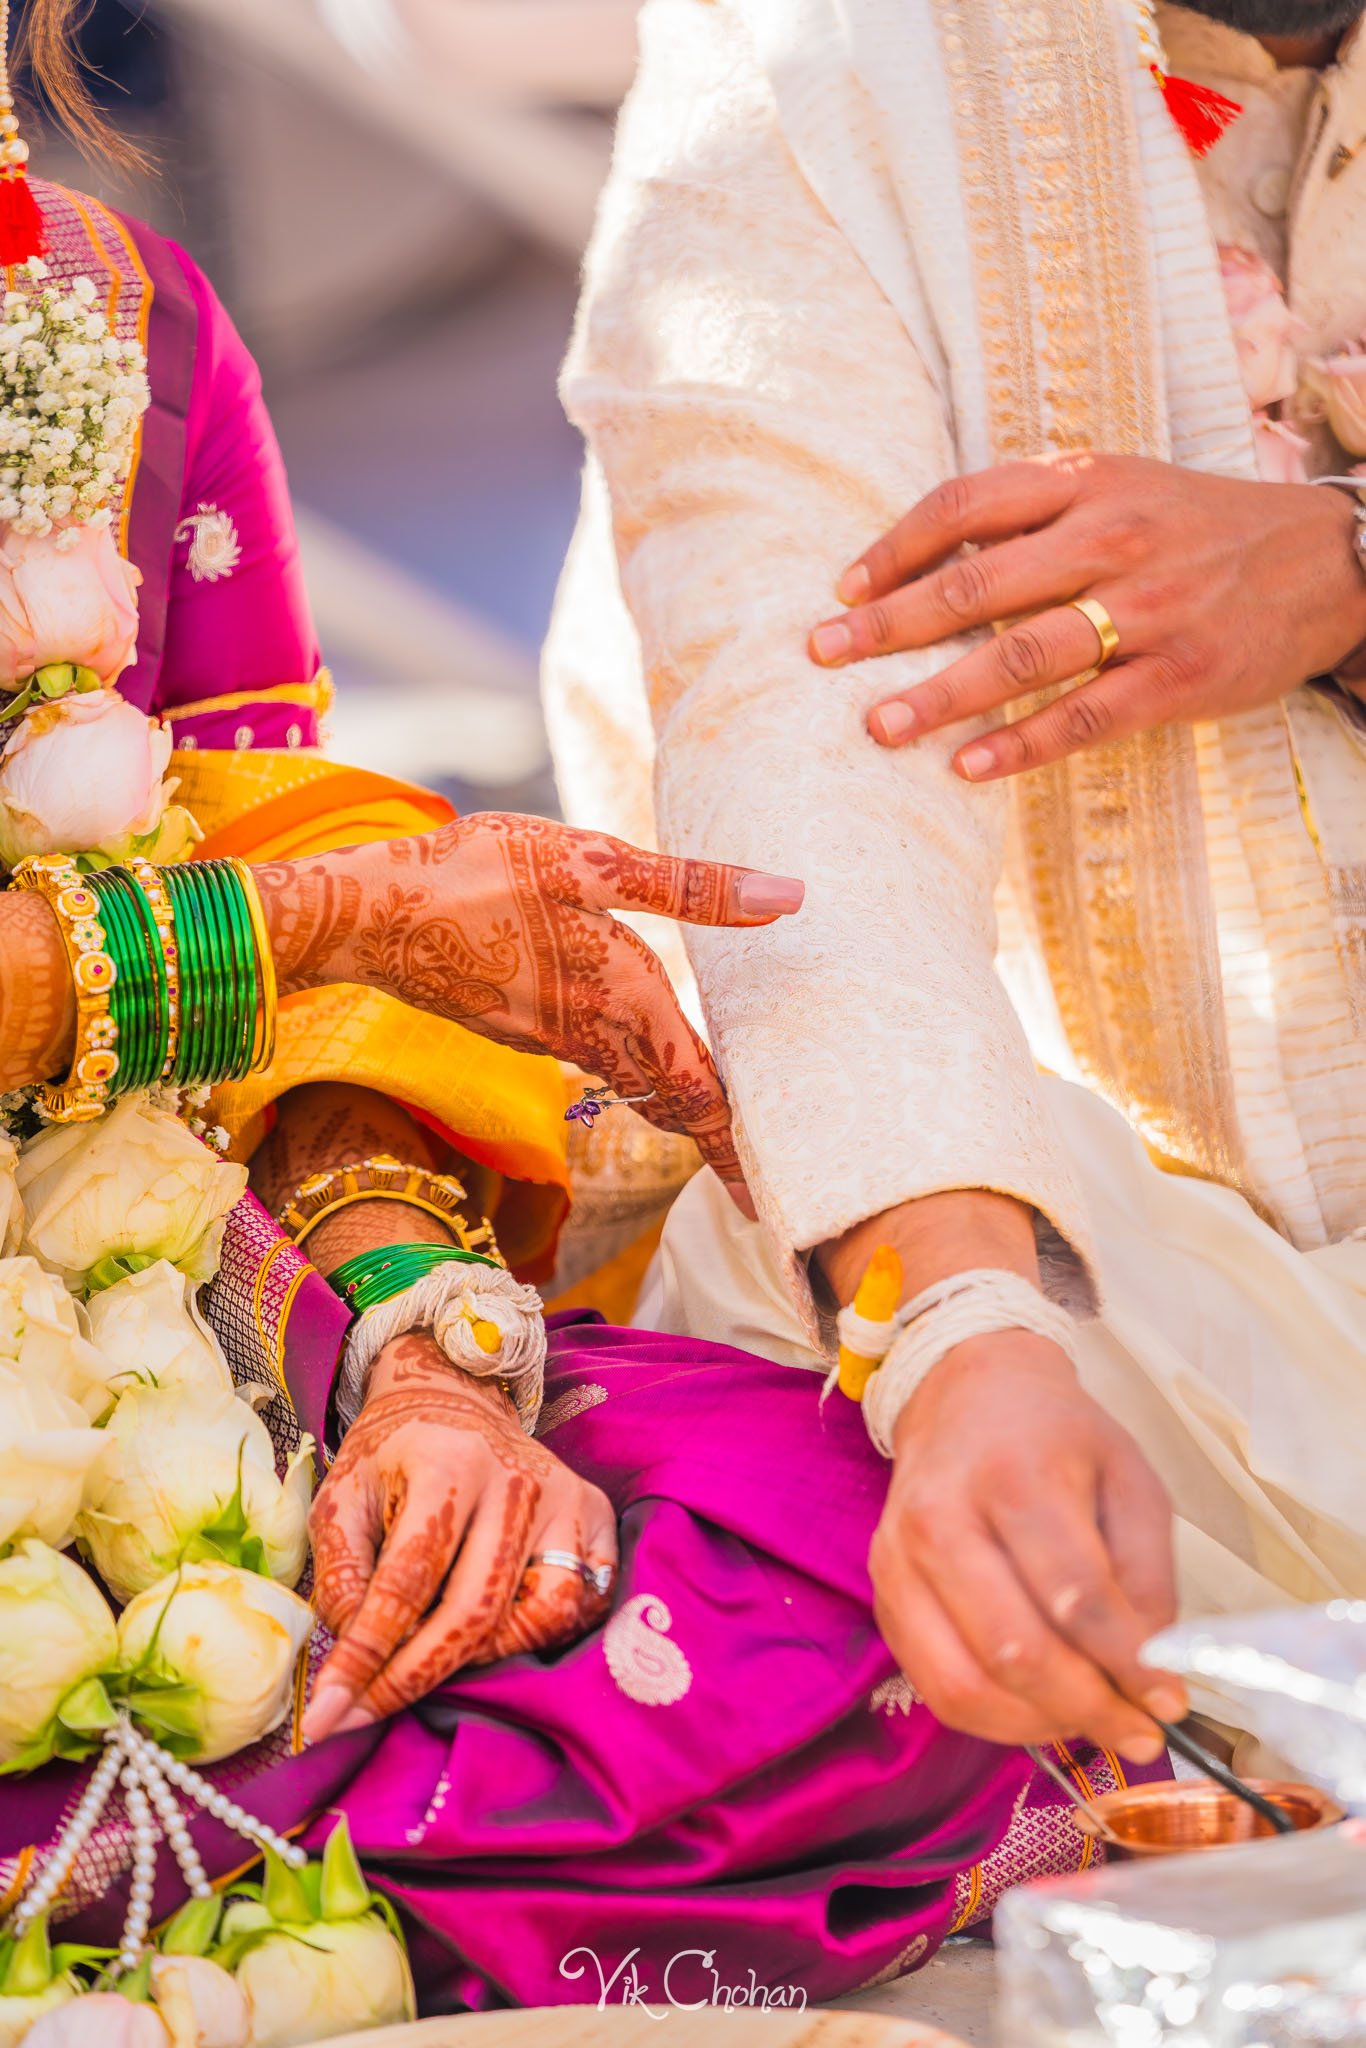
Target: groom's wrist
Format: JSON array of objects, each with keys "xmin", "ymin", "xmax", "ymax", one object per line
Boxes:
[{"xmin": 816, "ymin": 1187, "xmax": 1041, "ymax": 1309}]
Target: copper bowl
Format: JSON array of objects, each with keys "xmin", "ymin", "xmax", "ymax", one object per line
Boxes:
[{"xmin": 1068, "ymin": 1778, "xmax": 1344, "ymax": 1858}]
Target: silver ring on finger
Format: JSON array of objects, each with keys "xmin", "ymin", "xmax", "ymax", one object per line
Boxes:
[{"xmin": 528, "ymin": 1550, "xmax": 616, "ymax": 1597}]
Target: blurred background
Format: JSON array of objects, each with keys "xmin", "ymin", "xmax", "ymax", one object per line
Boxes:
[{"xmin": 25, "ymin": 0, "xmax": 644, "ymax": 814}]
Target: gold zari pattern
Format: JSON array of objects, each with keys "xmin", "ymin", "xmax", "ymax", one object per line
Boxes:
[{"xmin": 929, "ymin": 0, "xmax": 1248, "ymax": 1194}]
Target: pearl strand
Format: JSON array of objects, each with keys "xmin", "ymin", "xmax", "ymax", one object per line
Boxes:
[
  {"xmin": 119, "ymin": 1725, "xmax": 212, "ymax": 1901},
  {"xmin": 7, "ymin": 1714, "xmax": 308, "ymax": 1955},
  {"xmin": 117, "ymin": 1765, "xmax": 159, "ymax": 1972},
  {"xmin": 9, "ymin": 1737, "xmax": 125, "ymax": 1936},
  {"xmin": 135, "ymin": 1733, "xmax": 308, "ymax": 1870}
]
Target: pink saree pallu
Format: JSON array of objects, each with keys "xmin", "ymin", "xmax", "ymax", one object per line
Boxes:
[{"xmin": 0, "ymin": 1216, "xmax": 1159, "ymax": 2013}]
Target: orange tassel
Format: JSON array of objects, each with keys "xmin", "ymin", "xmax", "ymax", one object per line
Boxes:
[
  {"xmin": 0, "ymin": 169, "xmax": 44, "ymax": 265},
  {"xmin": 1152, "ymin": 68, "xmax": 1243, "ymax": 156}
]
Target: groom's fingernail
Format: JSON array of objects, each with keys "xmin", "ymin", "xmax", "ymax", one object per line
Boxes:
[
  {"xmin": 738, "ymin": 874, "xmax": 806, "ymax": 918},
  {"xmin": 838, "ymin": 564, "xmax": 871, "ymax": 604},
  {"xmin": 869, "ymin": 702, "xmax": 916, "ymax": 745},
  {"xmin": 957, "ymin": 742, "xmax": 996, "ymax": 780},
  {"xmin": 810, "ymin": 621, "xmax": 853, "ymax": 665},
  {"xmin": 1117, "ymin": 1731, "xmax": 1169, "ymax": 1767},
  {"xmin": 1142, "ymin": 1686, "xmax": 1187, "ymax": 1724}
]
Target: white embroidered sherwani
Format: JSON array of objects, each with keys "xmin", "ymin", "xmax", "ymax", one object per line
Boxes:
[{"xmin": 544, "ymin": 0, "xmax": 1366, "ymax": 1671}]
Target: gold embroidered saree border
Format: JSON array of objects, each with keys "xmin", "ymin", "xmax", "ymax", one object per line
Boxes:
[{"xmin": 929, "ymin": 0, "xmax": 1246, "ymax": 1191}]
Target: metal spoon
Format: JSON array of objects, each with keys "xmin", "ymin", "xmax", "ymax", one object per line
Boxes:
[{"xmin": 1151, "ymin": 1716, "xmax": 1296, "ymax": 1836}]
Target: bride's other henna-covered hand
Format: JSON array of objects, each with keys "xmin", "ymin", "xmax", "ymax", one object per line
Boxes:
[
  {"xmin": 255, "ymin": 814, "xmax": 804, "ymax": 1191},
  {"xmin": 303, "ymin": 1332, "xmax": 616, "ymax": 1741}
]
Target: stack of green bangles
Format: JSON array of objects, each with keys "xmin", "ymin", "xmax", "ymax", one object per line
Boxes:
[
  {"xmin": 329, "ymin": 1241, "xmax": 504, "ymax": 1316},
  {"xmin": 7, "ymin": 851, "xmax": 278, "ymax": 1122}
]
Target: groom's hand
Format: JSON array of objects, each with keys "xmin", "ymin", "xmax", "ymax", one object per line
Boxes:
[
  {"xmin": 809, "ymin": 452, "xmax": 1366, "ymax": 777},
  {"xmin": 870, "ymin": 1330, "xmax": 1187, "ymax": 1760}
]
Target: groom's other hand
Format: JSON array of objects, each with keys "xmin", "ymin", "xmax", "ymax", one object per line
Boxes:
[
  {"xmin": 825, "ymin": 1189, "xmax": 1187, "ymax": 1760},
  {"xmin": 809, "ymin": 452, "xmax": 1366, "ymax": 776},
  {"xmin": 871, "ymin": 1330, "xmax": 1185, "ymax": 1763}
]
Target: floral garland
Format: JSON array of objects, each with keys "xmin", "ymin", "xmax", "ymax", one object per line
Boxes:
[
  {"xmin": 0, "ymin": 264, "xmax": 194, "ymax": 901},
  {"xmin": 0, "ymin": 265, "xmax": 414, "ymax": 2041}
]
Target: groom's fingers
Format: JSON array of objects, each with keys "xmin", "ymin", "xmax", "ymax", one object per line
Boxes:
[
  {"xmin": 561, "ymin": 829, "xmax": 805, "ymax": 927},
  {"xmin": 836, "ymin": 457, "xmax": 1083, "ymax": 605}
]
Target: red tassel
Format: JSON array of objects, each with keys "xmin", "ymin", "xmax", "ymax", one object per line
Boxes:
[
  {"xmin": 0, "ymin": 170, "xmax": 45, "ymax": 266},
  {"xmin": 1152, "ymin": 67, "xmax": 1243, "ymax": 156}
]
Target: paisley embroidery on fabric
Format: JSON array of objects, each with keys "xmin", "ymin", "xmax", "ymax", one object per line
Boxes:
[
  {"xmin": 535, "ymin": 1382, "xmax": 608, "ymax": 1437},
  {"xmin": 869, "ymin": 1673, "xmax": 919, "ymax": 1717},
  {"xmin": 175, "ymin": 502, "xmax": 242, "ymax": 583},
  {"xmin": 603, "ymin": 1593, "xmax": 692, "ymax": 1706}
]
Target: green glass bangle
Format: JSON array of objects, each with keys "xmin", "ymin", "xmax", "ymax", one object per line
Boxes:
[
  {"xmin": 327, "ymin": 1242, "xmax": 503, "ymax": 1316},
  {"xmin": 218, "ymin": 864, "xmax": 258, "ymax": 1081},
  {"xmin": 100, "ymin": 868, "xmax": 169, "ymax": 1088},
  {"xmin": 91, "ymin": 873, "xmax": 155, "ymax": 1092},
  {"xmin": 163, "ymin": 864, "xmax": 212, "ymax": 1084},
  {"xmin": 195, "ymin": 860, "xmax": 261, "ymax": 1084},
  {"xmin": 188, "ymin": 862, "xmax": 233, "ymax": 1086}
]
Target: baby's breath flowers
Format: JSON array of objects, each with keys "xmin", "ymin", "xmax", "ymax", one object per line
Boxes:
[{"xmin": 0, "ymin": 261, "xmax": 149, "ymax": 541}]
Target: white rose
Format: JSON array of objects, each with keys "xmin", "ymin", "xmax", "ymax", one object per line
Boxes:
[
  {"xmin": 148, "ymin": 1955, "xmax": 250, "ymax": 2048},
  {"xmin": 84, "ymin": 1261, "xmax": 233, "ymax": 1403},
  {"xmin": 18, "ymin": 1098, "xmax": 248, "ymax": 1295},
  {"xmin": 77, "ymin": 1383, "xmax": 313, "ymax": 1604},
  {"xmin": 0, "ymin": 1255, "xmax": 114, "ymax": 1418},
  {"xmin": 0, "ymin": 1132, "xmax": 20, "ymax": 1258},
  {"xmin": 21, "ymin": 1996, "xmax": 170, "ymax": 2047},
  {"xmin": 0, "ymin": 1980, "xmax": 77, "ymax": 2048},
  {"xmin": 0, "ymin": 1369, "xmax": 101, "ymax": 1552},
  {"xmin": 117, "ymin": 1563, "xmax": 314, "ymax": 1765},
  {"xmin": 0, "ymin": 690, "xmax": 170, "ymax": 868},
  {"xmin": 0, "ymin": 1541, "xmax": 117, "ymax": 1769},
  {"xmin": 225, "ymin": 1912, "xmax": 415, "ymax": 2048},
  {"xmin": 0, "ymin": 521, "xmax": 139, "ymax": 693}
]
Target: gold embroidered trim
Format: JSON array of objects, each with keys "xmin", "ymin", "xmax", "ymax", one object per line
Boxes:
[{"xmin": 929, "ymin": 0, "xmax": 1246, "ymax": 1193}]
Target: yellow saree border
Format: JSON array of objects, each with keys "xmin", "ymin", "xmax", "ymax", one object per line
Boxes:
[{"xmin": 929, "ymin": 0, "xmax": 1247, "ymax": 1192}]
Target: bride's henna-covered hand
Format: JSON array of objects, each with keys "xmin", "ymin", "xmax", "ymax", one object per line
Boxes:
[
  {"xmin": 255, "ymin": 814, "xmax": 803, "ymax": 1190},
  {"xmin": 304, "ymin": 1332, "xmax": 617, "ymax": 1741}
]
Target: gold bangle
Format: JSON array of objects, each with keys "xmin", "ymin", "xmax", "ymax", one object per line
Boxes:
[
  {"xmin": 225, "ymin": 857, "xmax": 278, "ymax": 1073},
  {"xmin": 275, "ymin": 1152, "xmax": 501, "ymax": 1261},
  {"xmin": 9, "ymin": 854, "xmax": 120, "ymax": 1123},
  {"xmin": 125, "ymin": 855, "xmax": 181, "ymax": 1081}
]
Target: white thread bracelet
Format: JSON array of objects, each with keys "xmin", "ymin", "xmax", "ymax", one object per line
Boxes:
[
  {"xmin": 855, "ymin": 1268, "xmax": 1079, "ymax": 1458},
  {"xmin": 335, "ymin": 1263, "xmax": 547, "ymax": 1435}
]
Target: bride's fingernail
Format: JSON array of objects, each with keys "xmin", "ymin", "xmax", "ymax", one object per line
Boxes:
[
  {"xmin": 334, "ymin": 1706, "xmax": 375, "ymax": 1735},
  {"xmin": 302, "ymin": 1684, "xmax": 351, "ymax": 1743},
  {"xmin": 738, "ymin": 874, "xmax": 805, "ymax": 917},
  {"xmin": 811, "ymin": 621, "xmax": 853, "ymax": 665},
  {"xmin": 837, "ymin": 564, "xmax": 871, "ymax": 604},
  {"xmin": 870, "ymin": 702, "xmax": 916, "ymax": 745}
]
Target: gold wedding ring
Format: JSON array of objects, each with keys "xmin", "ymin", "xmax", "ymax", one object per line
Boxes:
[{"xmin": 1068, "ymin": 596, "xmax": 1120, "ymax": 668}]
